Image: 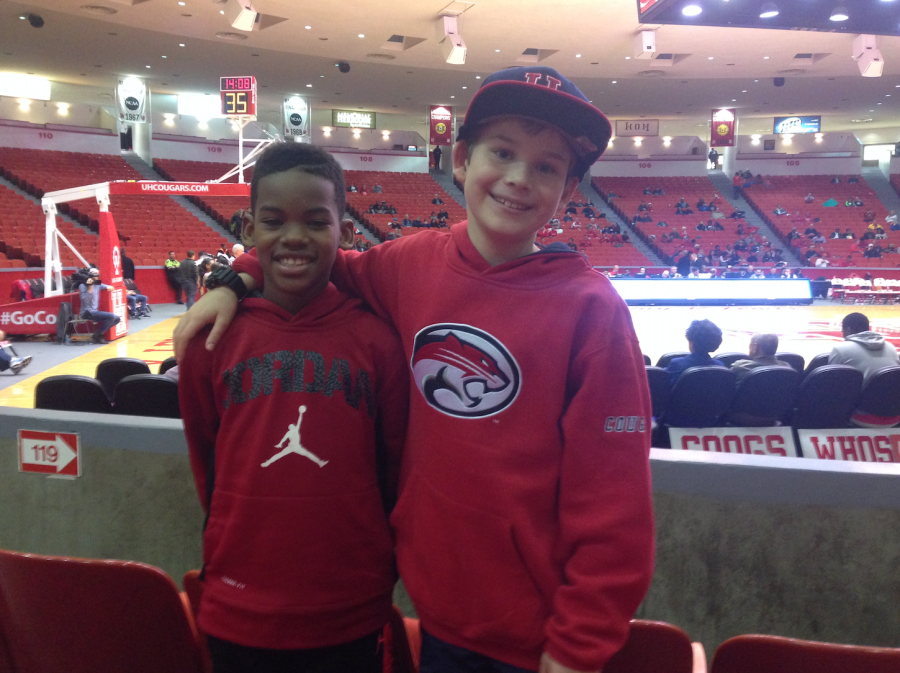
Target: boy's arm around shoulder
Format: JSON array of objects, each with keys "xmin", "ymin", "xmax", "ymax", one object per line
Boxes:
[
  {"xmin": 178, "ymin": 325, "xmax": 222, "ymax": 512},
  {"xmin": 545, "ymin": 296, "xmax": 654, "ymax": 672}
]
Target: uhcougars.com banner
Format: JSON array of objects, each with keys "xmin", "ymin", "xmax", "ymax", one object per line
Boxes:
[{"xmin": 107, "ymin": 182, "xmax": 250, "ymax": 196}]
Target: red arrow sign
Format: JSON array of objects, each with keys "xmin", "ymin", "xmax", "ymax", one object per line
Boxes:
[{"xmin": 18, "ymin": 430, "xmax": 80, "ymax": 477}]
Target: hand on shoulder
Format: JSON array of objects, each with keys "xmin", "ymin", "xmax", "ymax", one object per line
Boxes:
[{"xmin": 173, "ymin": 285, "xmax": 243, "ymax": 363}]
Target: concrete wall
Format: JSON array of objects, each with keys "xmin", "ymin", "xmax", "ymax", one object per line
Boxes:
[
  {"xmin": 0, "ymin": 120, "xmax": 119, "ymax": 154},
  {"xmin": 1, "ymin": 406, "xmax": 898, "ymax": 652}
]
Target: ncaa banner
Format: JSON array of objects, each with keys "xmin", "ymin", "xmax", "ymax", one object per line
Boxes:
[
  {"xmin": 797, "ymin": 429, "xmax": 900, "ymax": 463},
  {"xmin": 283, "ymin": 96, "xmax": 310, "ymax": 140},
  {"xmin": 96, "ymin": 212, "xmax": 128, "ymax": 340},
  {"xmin": 710, "ymin": 108, "xmax": 736, "ymax": 147},
  {"xmin": 430, "ymin": 105, "xmax": 453, "ymax": 146},
  {"xmin": 116, "ymin": 77, "xmax": 147, "ymax": 124},
  {"xmin": 669, "ymin": 426, "xmax": 795, "ymax": 457}
]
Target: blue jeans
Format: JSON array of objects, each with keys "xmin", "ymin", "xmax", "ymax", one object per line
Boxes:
[
  {"xmin": 0, "ymin": 347, "xmax": 10, "ymax": 371},
  {"xmin": 127, "ymin": 294, "xmax": 148, "ymax": 314},
  {"xmin": 419, "ymin": 630, "xmax": 536, "ymax": 673},
  {"xmin": 82, "ymin": 309, "xmax": 120, "ymax": 334},
  {"xmin": 181, "ymin": 280, "xmax": 198, "ymax": 309}
]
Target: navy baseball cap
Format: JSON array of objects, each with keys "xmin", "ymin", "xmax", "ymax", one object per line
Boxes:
[{"xmin": 457, "ymin": 66, "xmax": 612, "ymax": 178}]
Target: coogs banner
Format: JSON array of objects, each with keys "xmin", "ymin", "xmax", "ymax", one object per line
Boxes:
[
  {"xmin": 283, "ymin": 96, "xmax": 310, "ymax": 139},
  {"xmin": 116, "ymin": 77, "xmax": 147, "ymax": 124},
  {"xmin": 710, "ymin": 108, "xmax": 736, "ymax": 147},
  {"xmin": 430, "ymin": 105, "xmax": 453, "ymax": 146}
]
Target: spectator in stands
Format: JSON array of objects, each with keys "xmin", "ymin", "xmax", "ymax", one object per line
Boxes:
[
  {"xmin": 432, "ymin": 145, "xmax": 442, "ymax": 170},
  {"xmin": 565, "ymin": 203, "xmax": 578, "ymax": 215},
  {"xmin": 656, "ymin": 220, "xmax": 668, "ymax": 227},
  {"xmin": 653, "ymin": 186, "xmax": 665, "ymax": 195},
  {"xmin": 772, "ymin": 204, "xmax": 787, "ymax": 216},
  {"xmin": 731, "ymin": 173, "xmax": 742, "ymax": 199},
  {"xmin": 231, "ymin": 244, "xmax": 244, "ymax": 260},
  {"xmin": 887, "ymin": 211, "xmax": 900, "ymax": 230},
  {"xmin": 635, "ymin": 267, "xmax": 647, "ymax": 278},
  {"xmin": 811, "ymin": 232, "xmax": 826, "ymax": 245},
  {"xmin": 179, "ymin": 250, "xmax": 200, "ymax": 310},
  {"xmin": 229, "ymin": 209, "xmax": 244, "ymax": 237},
  {"xmin": 708, "ymin": 147, "xmax": 719, "ymax": 168},
  {"xmin": 863, "ymin": 209, "xmax": 876, "ymax": 223},
  {"xmin": 829, "ymin": 312, "xmax": 900, "ymax": 427},
  {"xmin": 643, "ymin": 186, "xmax": 653, "ymax": 195},
  {"xmin": 165, "ymin": 251, "xmax": 183, "ymax": 304},
  {"xmin": 347, "ymin": 184, "xmax": 358, "ymax": 192},
  {"xmin": 804, "ymin": 192, "xmax": 815, "ymax": 203},
  {"xmin": 831, "ymin": 175, "xmax": 841, "ymax": 184},
  {"xmin": 712, "ymin": 221, "xmax": 724, "ymax": 231},
  {"xmin": 0, "ymin": 330, "xmax": 30, "ymax": 374},
  {"xmin": 402, "ymin": 213, "xmax": 412, "ymax": 227},
  {"xmin": 730, "ymin": 334, "xmax": 791, "ymax": 386},
  {"xmin": 566, "ymin": 237, "xmax": 577, "ymax": 252},
  {"xmin": 848, "ymin": 175, "xmax": 859, "ymax": 183},
  {"xmin": 372, "ymin": 184, "xmax": 383, "ymax": 193},
  {"xmin": 125, "ymin": 278, "xmax": 150, "ymax": 317},
  {"xmin": 695, "ymin": 221, "xmax": 707, "ymax": 231},
  {"xmin": 582, "ymin": 204, "xmax": 597, "ymax": 218},
  {"xmin": 570, "ymin": 219, "xmax": 582, "ymax": 229},
  {"xmin": 354, "ymin": 238, "xmax": 366, "ymax": 252},
  {"xmin": 675, "ymin": 250, "xmax": 692, "ymax": 277},
  {"xmin": 431, "ymin": 194, "xmax": 444, "ymax": 205},
  {"xmin": 844, "ymin": 228, "xmax": 855, "ymax": 239},
  {"xmin": 665, "ymin": 319, "xmax": 726, "ymax": 387},
  {"xmin": 609, "ymin": 265, "xmax": 621, "ymax": 277},
  {"xmin": 864, "ymin": 244, "xmax": 882, "ymax": 259},
  {"xmin": 637, "ymin": 201, "xmax": 650, "ymax": 211},
  {"xmin": 562, "ymin": 213, "xmax": 574, "ymax": 223},
  {"xmin": 79, "ymin": 268, "xmax": 120, "ymax": 344},
  {"xmin": 875, "ymin": 226, "xmax": 887, "ymax": 240},
  {"xmin": 830, "ymin": 228, "xmax": 842, "ymax": 239},
  {"xmin": 121, "ymin": 247, "xmax": 135, "ymax": 281},
  {"xmin": 815, "ymin": 255, "xmax": 831, "ymax": 268}
]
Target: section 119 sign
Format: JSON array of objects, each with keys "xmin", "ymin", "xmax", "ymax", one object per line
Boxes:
[{"xmin": 18, "ymin": 430, "xmax": 81, "ymax": 477}]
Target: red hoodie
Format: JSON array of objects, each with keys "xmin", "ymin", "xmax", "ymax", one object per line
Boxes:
[
  {"xmin": 179, "ymin": 285, "xmax": 409, "ymax": 649},
  {"xmin": 235, "ymin": 223, "xmax": 654, "ymax": 671}
]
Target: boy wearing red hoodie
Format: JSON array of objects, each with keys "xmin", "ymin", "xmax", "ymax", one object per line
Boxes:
[
  {"xmin": 177, "ymin": 67, "xmax": 654, "ymax": 673},
  {"xmin": 179, "ymin": 143, "xmax": 408, "ymax": 673}
]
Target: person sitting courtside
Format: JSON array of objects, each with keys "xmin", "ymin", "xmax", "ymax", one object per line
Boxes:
[{"xmin": 664, "ymin": 319, "xmax": 727, "ymax": 387}]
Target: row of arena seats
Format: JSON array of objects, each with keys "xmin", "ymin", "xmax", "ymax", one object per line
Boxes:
[
  {"xmin": 0, "ymin": 184, "xmax": 98, "ymax": 267},
  {"xmin": 0, "ymin": 149, "xmax": 235, "ymax": 267},
  {"xmin": 1, "ymin": 546, "xmax": 899, "ymax": 673},
  {"xmin": 34, "ymin": 357, "xmax": 179, "ymax": 418},
  {"xmin": 592, "ymin": 176, "xmax": 763, "ymax": 266},
  {"xmin": 739, "ymin": 175, "xmax": 898, "ymax": 267},
  {"xmin": 645, "ymin": 351, "xmax": 900, "ymax": 447}
]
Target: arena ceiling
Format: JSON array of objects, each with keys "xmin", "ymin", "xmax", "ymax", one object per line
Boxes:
[{"xmin": 1, "ymin": 0, "xmax": 900, "ymax": 140}]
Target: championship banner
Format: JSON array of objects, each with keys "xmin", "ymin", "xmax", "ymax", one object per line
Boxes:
[
  {"xmin": 710, "ymin": 108, "xmax": 736, "ymax": 147},
  {"xmin": 797, "ymin": 429, "xmax": 900, "ymax": 463},
  {"xmin": 96, "ymin": 212, "xmax": 128, "ymax": 341},
  {"xmin": 116, "ymin": 77, "xmax": 147, "ymax": 124},
  {"xmin": 614, "ymin": 119, "xmax": 659, "ymax": 137},
  {"xmin": 430, "ymin": 105, "xmax": 453, "ymax": 146},
  {"xmin": 669, "ymin": 427, "xmax": 796, "ymax": 457},
  {"xmin": 283, "ymin": 96, "xmax": 310, "ymax": 140}
]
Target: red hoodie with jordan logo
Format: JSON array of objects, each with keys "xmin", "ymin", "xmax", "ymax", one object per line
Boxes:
[{"xmin": 179, "ymin": 284, "xmax": 408, "ymax": 649}]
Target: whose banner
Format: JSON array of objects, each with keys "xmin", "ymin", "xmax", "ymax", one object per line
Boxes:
[
  {"xmin": 710, "ymin": 108, "xmax": 736, "ymax": 147},
  {"xmin": 116, "ymin": 77, "xmax": 147, "ymax": 124},
  {"xmin": 797, "ymin": 429, "xmax": 900, "ymax": 463},
  {"xmin": 283, "ymin": 96, "xmax": 310, "ymax": 140},
  {"xmin": 669, "ymin": 426, "xmax": 796, "ymax": 457},
  {"xmin": 96, "ymin": 212, "xmax": 128, "ymax": 341},
  {"xmin": 430, "ymin": 105, "xmax": 453, "ymax": 146}
]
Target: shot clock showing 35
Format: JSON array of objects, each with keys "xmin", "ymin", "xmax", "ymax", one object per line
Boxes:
[{"xmin": 220, "ymin": 75, "xmax": 257, "ymax": 119}]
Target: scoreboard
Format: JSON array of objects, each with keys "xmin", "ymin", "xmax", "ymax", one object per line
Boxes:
[{"xmin": 220, "ymin": 76, "xmax": 257, "ymax": 119}]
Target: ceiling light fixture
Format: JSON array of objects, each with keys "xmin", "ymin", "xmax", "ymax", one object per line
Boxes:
[
  {"xmin": 437, "ymin": 14, "xmax": 466, "ymax": 65},
  {"xmin": 759, "ymin": 2, "xmax": 779, "ymax": 18},
  {"xmin": 305, "ymin": 25, "xmax": 311, "ymax": 29},
  {"xmin": 358, "ymin": 33, "xmax": 364, "ymax": 38},
  {"xmin": 682, "ymin": 4, "xmax": 702, "ymax": 16},
  {"xmin": 830, "ymin": 6, "xmax": 849, "ymax": 21},
  {"xmin": 634, "ymin": 136, "xmax": 643, "ymax": 146}
]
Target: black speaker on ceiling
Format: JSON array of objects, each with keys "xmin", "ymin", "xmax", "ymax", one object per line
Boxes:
[
  {"xmin": 774, "ymin": 77, "xmax": 785, "ymax": 87},
  {"xmin": 27, "ymin": 14, "xmax": 44, "ymax": 28},
  {"xmin": 336, "ymin": 61, "xmax": 350, "ymax": 74}
]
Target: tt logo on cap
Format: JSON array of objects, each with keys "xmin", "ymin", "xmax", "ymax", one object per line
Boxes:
[{"xmin": 524, "ymin": 72, "xmax": 562, "ymax": 90}]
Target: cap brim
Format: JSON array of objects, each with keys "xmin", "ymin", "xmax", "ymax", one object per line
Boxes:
[{"xmin": 461, "ymin": 80, "xmax": 612, "ymax": 165}]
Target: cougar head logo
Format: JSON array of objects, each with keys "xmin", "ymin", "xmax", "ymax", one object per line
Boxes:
[{"xmin": 411, "ymin": 324, "xmax": 520, "ymax": 418}]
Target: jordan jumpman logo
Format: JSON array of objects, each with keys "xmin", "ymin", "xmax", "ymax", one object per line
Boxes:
[{"xmin": 261, "ymin": 405, "xmax": 328, "ymax": 468}]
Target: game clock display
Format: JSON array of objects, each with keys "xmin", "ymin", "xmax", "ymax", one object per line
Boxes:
[{"xmin": 220, "ymin": 76, "xmax": 257, "ymax": 118}]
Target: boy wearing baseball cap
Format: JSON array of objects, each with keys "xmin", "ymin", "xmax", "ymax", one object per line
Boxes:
[{"xmin": 176, "ymin": 66, "xmax": 654, "ymax": 673}]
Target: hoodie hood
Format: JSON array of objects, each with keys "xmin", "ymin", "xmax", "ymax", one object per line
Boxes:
[{"xmin": 846, "ymin": 331, "xmax": 886, "ymax": 351}]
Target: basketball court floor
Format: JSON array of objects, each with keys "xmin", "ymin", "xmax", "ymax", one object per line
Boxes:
[{"xmin": 0, "ymin": 301, "xmax": 898, "ymax": 409}]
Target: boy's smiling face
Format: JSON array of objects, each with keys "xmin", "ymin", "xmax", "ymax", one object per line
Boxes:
[
  {"xmin": 244, "ymin": 169, "xmax": 354, "ymax": 314},
  {"xmin": 453, "ymin": 116, "xmax": 579, "ymax": 265}
]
